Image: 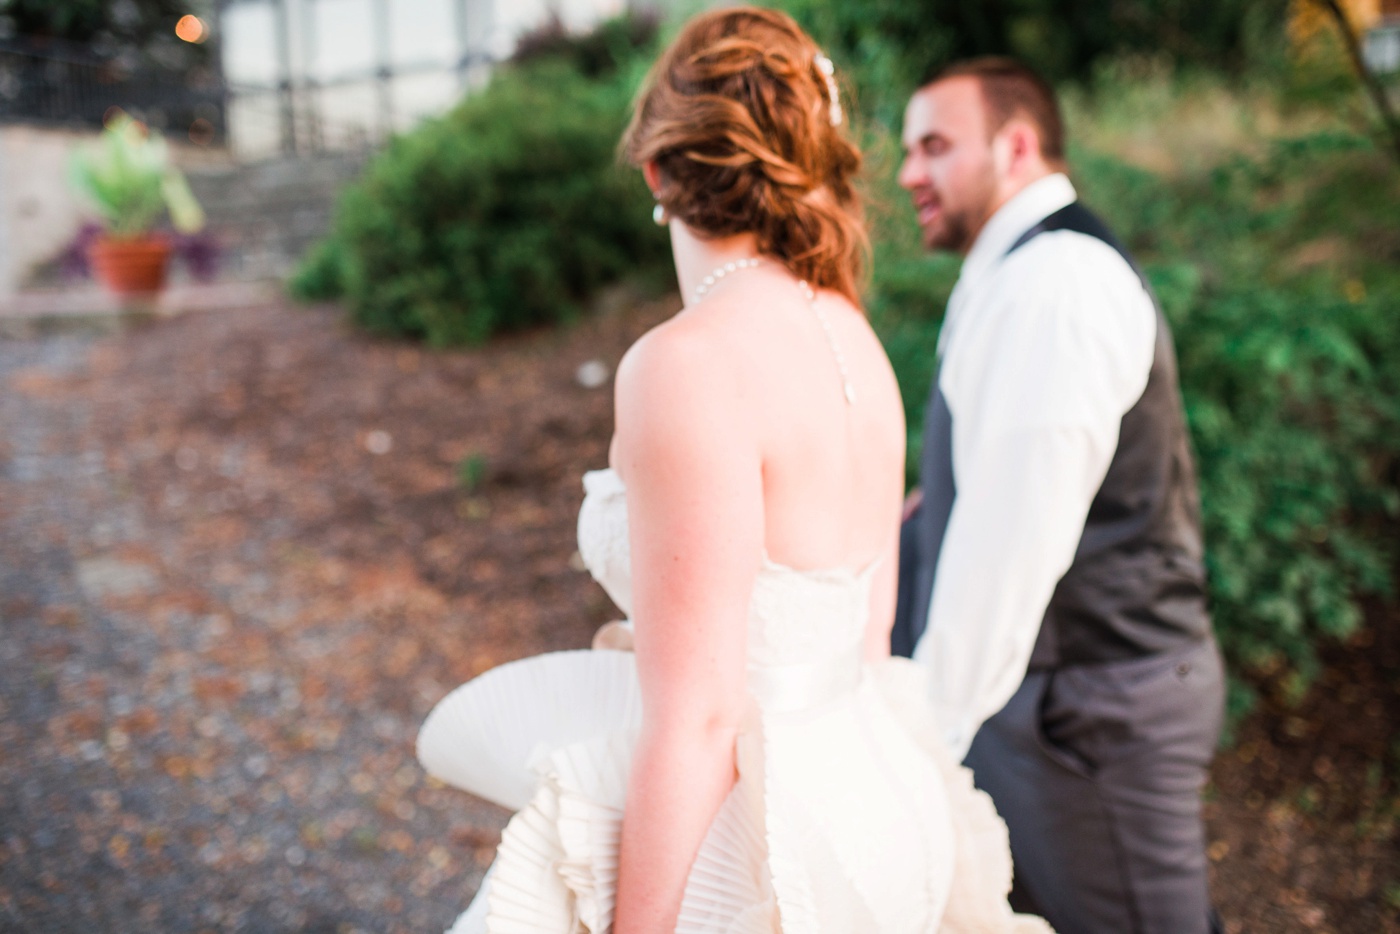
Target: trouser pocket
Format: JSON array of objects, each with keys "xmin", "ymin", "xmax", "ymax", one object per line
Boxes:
[{"xmin": 1039, "ymin": 639, "xmax": 1225, "ymax": 790}]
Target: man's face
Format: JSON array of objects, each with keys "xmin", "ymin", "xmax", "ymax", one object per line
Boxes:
[{"xmin": 898, "ymin": 78, "xmax": 1001, "ymax": 255}]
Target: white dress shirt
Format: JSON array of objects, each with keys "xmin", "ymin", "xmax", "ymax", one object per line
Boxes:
[{"xmin": 910, "ymin": 173, "xmax": 1159, "ymax": 760}]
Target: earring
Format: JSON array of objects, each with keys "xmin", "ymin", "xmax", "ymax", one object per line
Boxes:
[
  {"xmin": 814, "ymin": 53, "xmax": 843, "ymax": 127},
  {"xmin": 652, "ymin": 202, "xmax": 670, "ymax": 226}
]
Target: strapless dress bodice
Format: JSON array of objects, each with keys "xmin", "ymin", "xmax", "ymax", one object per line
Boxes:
[{"xmin": 578, "ymin": 467, "xmax": 878, "ymax": 705}]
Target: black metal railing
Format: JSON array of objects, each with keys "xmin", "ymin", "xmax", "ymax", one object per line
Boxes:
[
  {"xmin": 0, "ymin": 35, "xmax": 502, "ymax": 159},
  {"xmin": 0, "ymin": 37, "xmax": 227, "ymax": 144}
]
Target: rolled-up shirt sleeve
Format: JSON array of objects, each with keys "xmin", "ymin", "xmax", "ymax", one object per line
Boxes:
[{"xmin": 912, "ymin": 234, "xmax": 1157, "ymax": 760}]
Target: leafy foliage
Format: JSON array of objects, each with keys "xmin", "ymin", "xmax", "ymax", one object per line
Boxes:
[
  {"xmin": 287, "ymin": 237, "xmax": 352, "ymax": 304},
  {"xmin": 290, "ymin": 21, "xmax": 670, "ymax": 345},
  {"xmin": 68, "ymin": 113, "xmax": 205, "ymax": 238},
  {"xmin": 783, "ymin": 0, "xmax": 1289, "ymax": 92},
  {"xmin": 1136, "ymin": 137, "xmax": 1399, "ymax": 712},
  {"xmin": 510, "ymin": 10, "xmax": 660, "ymax": 78}
]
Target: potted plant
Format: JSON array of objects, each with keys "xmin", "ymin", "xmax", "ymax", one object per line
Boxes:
[{"xmin": 68, "ymin": 112, "xmax": 206, "ymax": 295}]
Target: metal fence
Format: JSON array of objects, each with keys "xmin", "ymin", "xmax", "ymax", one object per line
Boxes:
[
  {"xmin": 219, "ymin": 0, "xmax": 502, "ymax": 160},
  {"xmin": 0, "ymin": 37, "xmax": 227, "ymax": 146},
  {"xmin": 0, "ymin": 33, "xmax": 488, "ymax": 161},
  {"xmin": 223, "ymin": 51, "xmax": 496, "ymax": 160}
]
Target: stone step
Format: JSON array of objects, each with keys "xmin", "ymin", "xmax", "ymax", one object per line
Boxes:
[
  {"xmin": 0, "ymin": 281, "xmax": 283, "ymax": 338},
  {"xmin": 180, "ymin": 153, "xmax": 371, "ymax": 282}
]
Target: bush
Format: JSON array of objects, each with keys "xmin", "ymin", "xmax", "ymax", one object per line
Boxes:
[
  {"xmin": 867, "ymin": 131, "xmax": 1400, "ymax": 718},
  {"xmin": 287, "ymin": 236, "xmax": 351, "ymax": 303},
  {"xmin": 291, "ymin": 20, "xmax": 671, "ymax": 345},
  {"xmin": 782, "ymin": 0, "xmax": 1290, "ymax": 125},
  {"xmin": 1138, "ymin": 137, "xmax": 1399, "ymax": 713},
  {"xmin": 511, "ymin": 10, "xmax": 660, "ymax": 78}
]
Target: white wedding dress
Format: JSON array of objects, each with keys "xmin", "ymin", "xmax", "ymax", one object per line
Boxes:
[{"xmin": 418, "ymin": 467, "xmax": 1053, "ymax": 933}]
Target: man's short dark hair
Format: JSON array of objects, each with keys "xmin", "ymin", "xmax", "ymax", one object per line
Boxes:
[{"xmin": 924, "ymin": 57, "xmax": 1065, "ymax": 164}]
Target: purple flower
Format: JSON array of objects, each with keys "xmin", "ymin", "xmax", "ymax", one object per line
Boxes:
[
  {"xmin": 55, "ymin": 224, "xmax": 222, "ymax": 284},
  {"xmin": 173, "ymin": 231, "xmax": 221, "ymax": 282},
  {"xmin": 59, "ymin": 222, "xmax": 105, "ymax": 281}
]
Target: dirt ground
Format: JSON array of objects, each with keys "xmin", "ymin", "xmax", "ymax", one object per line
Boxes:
[{"xmin": 0, "ymin": 298, "xmax": 1395, "ymax": 933}]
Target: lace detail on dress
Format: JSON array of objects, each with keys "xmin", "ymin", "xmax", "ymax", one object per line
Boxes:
[
  {"xmin": 578, "ymin": 469, "xmax": 633, "ymax": 615},
  {"xmin": 577, "ymin": 468, "xmax": 875, "ymax": 670},
  {"xmin": 747, "ymin": 571, "xmax": 867, "ymax": 667}
]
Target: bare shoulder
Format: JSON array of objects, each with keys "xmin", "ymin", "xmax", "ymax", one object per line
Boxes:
[
  {"xmin": 616, "ymin": 310, "xmax": 741, "ymax": 410},
  {"xmin": 821, "ymin": 293, "xmax": 906, "ymax": 419},
  {"xmin": 613, "ymin": 309, "xmax": 751, "ymax": 468}
]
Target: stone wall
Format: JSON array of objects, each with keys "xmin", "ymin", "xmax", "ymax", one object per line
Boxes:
[
  {"xmin": 0, "ymin": 126, "xmax": 96, "ymax": 298},
  {"xmin": 184, "ymin": 152, "xmax": 368, "ymax": 282}
]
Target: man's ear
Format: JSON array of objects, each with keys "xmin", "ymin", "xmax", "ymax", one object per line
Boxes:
[{"xmin": 995, "ymin": 118, "xmax": 1042, "ymax": 177}]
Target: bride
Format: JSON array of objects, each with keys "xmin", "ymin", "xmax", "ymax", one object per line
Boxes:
[{"xmin": 417, "ymin": 8, "xmax": 1053, "ymax": 933}]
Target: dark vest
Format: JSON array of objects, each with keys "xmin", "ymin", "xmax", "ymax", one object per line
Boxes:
[{"xmin": 891, "ymin": 202, "xmax": 1212, "ymax": 668}]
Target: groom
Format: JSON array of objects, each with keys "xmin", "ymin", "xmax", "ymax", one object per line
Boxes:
[{"xmin": 891, "ymin": 58, "xmax": 1225, "ymax": 934}]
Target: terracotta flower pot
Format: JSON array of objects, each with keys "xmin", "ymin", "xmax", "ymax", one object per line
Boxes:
[{"xmin": 87, "ymin": 235, "xmax": 173, "ymax": 295}]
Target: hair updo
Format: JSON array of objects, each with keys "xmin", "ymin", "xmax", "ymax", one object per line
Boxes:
[{"xmin": 621, "ymin": 7, "xmax": 867, "ymax": 306}]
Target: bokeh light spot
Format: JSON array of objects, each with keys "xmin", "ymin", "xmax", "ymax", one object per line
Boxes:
[{"xmin": 175, "ymin": 15, "xmax": 207, "ymax": 44}]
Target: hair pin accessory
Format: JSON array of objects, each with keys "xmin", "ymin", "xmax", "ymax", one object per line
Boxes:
[{"xmin": 814, "ymin": 53, "xmax": 843, "ymax": 127}]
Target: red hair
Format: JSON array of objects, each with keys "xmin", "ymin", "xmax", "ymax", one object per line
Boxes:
[{"xmin": 621, "ymin": 7, "xmax": 867, "ymax": 306}]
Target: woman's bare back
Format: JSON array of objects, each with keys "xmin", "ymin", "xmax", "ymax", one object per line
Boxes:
[{"xmin": 615, "ymin": 265, "xmax": 905, "ymax": 576}]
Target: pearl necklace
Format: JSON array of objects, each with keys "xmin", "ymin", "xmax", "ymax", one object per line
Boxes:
[
  {"xmin": 689, "ymin": 258, "xmax": 856, "ymax": 406},
  {"xmin": 690, "ymin": 257, "xmax": 764, "ymax": 304}
]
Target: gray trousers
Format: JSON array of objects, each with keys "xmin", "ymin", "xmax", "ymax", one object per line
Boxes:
[{"xmin": 963, "ymin": 638, "xmax": 1225, "ymax": 934}]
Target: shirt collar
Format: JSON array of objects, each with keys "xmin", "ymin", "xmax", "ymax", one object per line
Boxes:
[{"xmin": 957, "ymin": 172, "xmax": 1078, "ymax": 290}]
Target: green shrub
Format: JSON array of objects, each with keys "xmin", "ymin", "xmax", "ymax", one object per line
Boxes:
[
  {"xmin": 287, "ymin": 236, "xmax": 350, "ymax": 302},
  {"xmin": 782, "ymin": 0, "xmax": 1291, "ymax": 111},
  {"xmin": 511, "ymin": 9, "xmax": 660, "ymax": 78},
  {"xmin": 868, "ymin": 132, "xmax": 1400, "ymax": 718},
  {"xmin": 292, "ymin": 23, "xmax": 671, "ymax": 345}
]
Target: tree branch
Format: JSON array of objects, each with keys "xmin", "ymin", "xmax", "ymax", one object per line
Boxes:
[{"xmin": 1313, "ymin": 0, "xmax": 1400, "ymax": 165}]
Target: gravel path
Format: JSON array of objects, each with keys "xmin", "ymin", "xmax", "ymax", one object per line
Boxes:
[
  {"xmin": 1, "ymin": 301, "xmax": 1394, "ymax": 934},
  {"xmin": 0, "ymin": 315, "xmax": 551, "ymax": 934}
]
